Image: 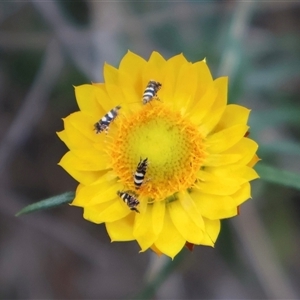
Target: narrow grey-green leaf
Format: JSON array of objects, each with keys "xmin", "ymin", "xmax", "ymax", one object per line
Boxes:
[
  {"xmin": 256, "ymin": 164, "xmax": 300, "ymax": 190},
  {"xmin": 16, "ymin": 191, "xmax": 75, "ymax": 216}
]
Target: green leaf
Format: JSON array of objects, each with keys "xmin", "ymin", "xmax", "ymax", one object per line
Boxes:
[
  {"xmin": 16, "ymin": 191, "xmax": 75, "ymax": 216},
  {"xmin": 256, "ymin": 164, "xmax": 300, "ymax": 190}
]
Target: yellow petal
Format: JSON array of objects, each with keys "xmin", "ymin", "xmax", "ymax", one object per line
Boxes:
[
  {"xmin": 105, "ymin": 83, "xmax": 124, "ymax": 104},
  {"xmin": 75, "ymin": 183, "xmax": 84, "ymax": 194},
  {"xmin": 223, "ymin": 137, "xmax": 258, "ymax": 166},
  {"xmin": 207, "ymin": 165, "xmax": 259, "ymax": 185},
  {"xmin": 58, "ymin": 152, "xmax": 105, "ymax": 185},
  {"xmin": 191, "ymin": 190, "xmax": 238, "ymax": 220},
  {"xmin": 150, "ymin": 244, "xmax": 163, "ymax": 256},
  {"xmin": 214, "ymin": 76, "xmax": 228, "ymax": 102},
  {"xmin": 83, "ymin": 201, "xmax": 112, "ymax": 224},
  {"xmin": 154, "ymin": 209, "xmax": 186, "ymax": 259},
  {"xmin": 188, "ymin": 85, "xmax": 217, "ymax": 126},
  {"xmin": 83, "ymin": 198, "xmax": 129, "ymax": 224},
  {"xmin": 206, "ymin": 124, "xmax": 249, "ymax": 153},
  {"xmin": 74, "ymin": 85, "xmax": 105, "ymax": 118},
  {"xmin": 198, "ymin": 77, "xmax": 228, "ymax": 135},
  {"xmin": 105, "ymin": 213, "xmax": 136, "ymax": 241},
  {"xmin": 120, "ymin": 86, "xmax": 141, "ymax": 114},
  {"xmin": 204, "ymin": 153, "xmax": 242, "ymax": 167},
  {"xmin": 160, "ymin": 53, "xmax": 188, "ymax": 103},
  {"xmin": 214, "ymin": 104, "xmax": 250, "ymax": 132},
  {"xmin": 167, "ymin": 52, "xmax": 188, "ymax": 64},
  {"xmin": 142, "ymin": 51, "xmax": 166, "ymax": 89},
  {"xmin": 172, "ymin": 63, "xmax": 198, "ymax": 111},
  {"xmin": 118, "ymin": 73, "xmax": 141, "ymax": 109},
  {"xmin": 179, "ymin": 190, "xmax": 205, "ymax": 229},
  {"xmin": 65, "ymin": 111, "xmax": 105, "ymax": 143},
  {"xmin": 64, "ymin": 125, "xmax": 93, "ymax": 149},
  {"xmin": 201, "ymin": 218, "xmax": 221, "ymax": 246},
  {"xmin": 93, "ymin": 83, "xmax": 121, "ymax": 112},
  {"xmin": 168, "ymin": 198, "xmax": 204, "ymax": 244},
  {"xmin": 119, "ymin": 50, "xmax": 146, "ymax": 87},
  {"xmin": 133, "ymin": 201, "xmax": 158, "ymax": 252},
  {"xmin": 149, "ymin": 51, "xmax": 166, "ymax": 65},
  {"xmin": 248, "ymin": 154, "xmax": 260, "ymax": 167},
  {"xmin": 67, "ymin": 149, "xmax": 109, "ymax": 171},
  {"xmin": 196, "ymin": 170, "xmax": 241, "ymax": 196},
  {"xmin": 194, "ymin": 182, "xmax": 239, "ymax": 197},
  {"xmin": 104, "ymin": 83, "xmax": 134, "ymax": 113},
  {"xmin": 103, "ymin": 62, "xmax": 119, "ymax": 85},
  {"xmin": 73, "ymin": 178, "xmax": 122, "ymax": 207},
  {"xmin": 57, "ymin": 130, "xmax": 71, "ymax": 148},
  {"xmin": 188, "ymin": 60, "xmax": 214, "ymax": 110},
  {"xmin": 231, "ymin": 182, "xmax": 251, "ymax": 206},
  {"xmin": 152, "ymin": 201, "xmax": 166, "ymax": 236}
]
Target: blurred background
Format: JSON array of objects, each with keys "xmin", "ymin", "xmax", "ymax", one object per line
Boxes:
[{"xmin": 1, "ymin": 1, "xmax": 300, "ymax": 299}]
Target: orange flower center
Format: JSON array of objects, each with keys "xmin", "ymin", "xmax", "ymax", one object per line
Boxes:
[{"xmin": 109, "ymin": 102, "xmax": 207, "ymax": 201}]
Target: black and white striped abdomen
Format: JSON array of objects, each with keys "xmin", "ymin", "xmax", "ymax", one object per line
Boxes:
[
  {"xmin": 117, "ymin": 191, "xmax": 140, "ymax": 213},
  {"xmin": 94, "ymin": 105, "xmax": 121, "ymax": 134},
  {"xmin": 142, "ymin": 80, "xmax": 162, "ymax": 104},
  {"xmin": 134, "ymin": 158, "xmax": 148, "ymax": 189}
]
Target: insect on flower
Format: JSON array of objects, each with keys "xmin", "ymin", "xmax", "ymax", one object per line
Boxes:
[
  {"xmin": 134, "ymin": 158, "xmax": 149, "ymax": 189},
  {"xmin": 117, "ymin": 191, "xmax": 140, "ymax": 213},
  {"xmin": 94, "ymin": 105, "xmax": 121, "ymax": 134},
  {"xmin": 142, "ymin": 80, "xmax": 162, "ymax": 104}
]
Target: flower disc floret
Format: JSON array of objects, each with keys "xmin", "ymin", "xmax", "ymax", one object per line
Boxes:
[{"xmin": 110, "ymin": 102, "xmax": 206, "ymax": 200}]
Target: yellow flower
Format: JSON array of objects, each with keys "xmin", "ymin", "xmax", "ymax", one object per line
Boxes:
[{"xmin": 58, "ymin": 51, "xmax": 259, "ymax": 259}]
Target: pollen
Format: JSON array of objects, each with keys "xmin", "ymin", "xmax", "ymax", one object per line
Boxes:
[{"xmin": 109, "ymin": 102, "xmax": 207, "ymax": 201}]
